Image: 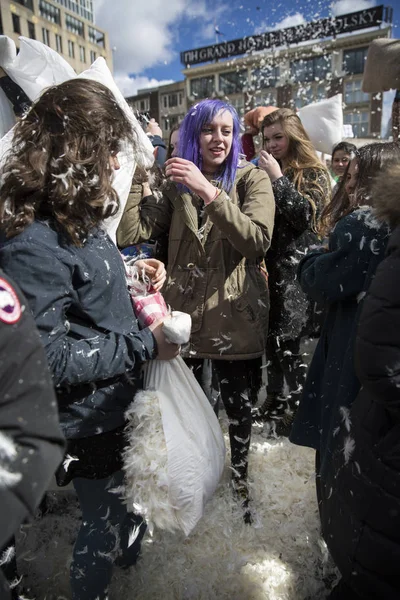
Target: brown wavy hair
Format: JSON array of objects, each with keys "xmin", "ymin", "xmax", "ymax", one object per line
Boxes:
[
  {"xmin": 0, "ymin": 78, "xmax": 137, "ymax": 245},
  {"xmin": 320, "ymin": 141, "xmax": 400, "ymax": 235},
  {"xmin": 261, "ymin": 108, "xmax": 329, "ymax": 232}
]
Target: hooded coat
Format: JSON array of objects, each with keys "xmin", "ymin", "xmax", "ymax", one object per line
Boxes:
[
  {"xmin": 323, "ymin": 166, "xmax": 400, "ymax": 599},
  {"xmin": 117, "ymin": 162, "xmax": 275, "ymax": 360},
  {"xmin": 290, "ymin": 207, "xmax": 390, "ymax": 478}
]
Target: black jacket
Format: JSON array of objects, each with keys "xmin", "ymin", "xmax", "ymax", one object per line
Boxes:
[
  {"xmin": 265, "ymin": 167, "xmax": 330, "ymax": 340},
  {"xmin": 323, "ymin": 218, "xmax": 400, "ymax": 599},
  {"xmin": 0, "ymin": 221, "xmax": 157, "ymax": 439},
  {"xmin": 0, "ymin": 270, "xmax": 64, "ymax": 550},
  {"xmin": 290, "ymin": 208, "xmax": 390, "ymax": 479}
]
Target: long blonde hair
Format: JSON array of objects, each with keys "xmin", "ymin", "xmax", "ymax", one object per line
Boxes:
[{"xmin": 261, "ymin": 108, "xmax": 329, "ymax": 232}]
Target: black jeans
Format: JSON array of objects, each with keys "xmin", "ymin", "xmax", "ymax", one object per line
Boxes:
[{"xmin": 185, "ymin": 357, "xmax": 262, "ymax": 485}]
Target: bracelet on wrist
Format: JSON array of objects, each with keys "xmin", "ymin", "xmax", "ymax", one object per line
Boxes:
[{"xmin": 204, "ymin": 187, "xmax": 221, "ymax": 206}]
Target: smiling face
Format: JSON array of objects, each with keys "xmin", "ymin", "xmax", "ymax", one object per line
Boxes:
[
  {"xmin": 332, "ymin": 149, "xmax": 351, "ymax": 177},
  {"xmin": 345, "ymin": 158, "xmax": 358, "ymax": 199},
  {"xmin": 199, "ymin": 110, "xmax": 233, "ymax": 174},
  {"xmin": 262, "ymin": 122, "xmax": 290, "ymax": 161}
]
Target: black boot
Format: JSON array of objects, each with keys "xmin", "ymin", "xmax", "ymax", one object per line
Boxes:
[
  {"xmin": 231, "ymin": 478, "xmax": 252, "ymax": 524},
  {"xmin": 252, "ymin": 393, "xmax": 280, "ymax": 423},
  {"xmin": 265, "ymin": 393, "xmax": 299, "ymax": 438}
]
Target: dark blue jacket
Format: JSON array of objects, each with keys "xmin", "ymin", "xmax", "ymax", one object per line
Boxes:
[
  {"xmin": 290, "ymin": 207, "xmax": 390, "ymax": 477},
  {"xmin": 0, "ymin": 221, "xmax": 157, "ymax": 439},
  {"xmin": 325, "ymin": 225, "xmax": 400, "ymax": 599}
]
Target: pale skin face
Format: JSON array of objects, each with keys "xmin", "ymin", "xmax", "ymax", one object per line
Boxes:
[
  {"xmin": 262, "ymin": 122, "xmax": 290, "ymax": 163},
  {"xmin": 332, "ymin": 149, "xmax": 351, "ymax": 177},
  {"xmin": 345, "ymin": 158, "xmax": 358, "ymax": 199},
  {"xmin": 169, "ymin": 129, "xmax": 179, "ymax": 157},
  {"xmin": 199, "ymin": 110, "xmax": 233, "ymax": 175}
]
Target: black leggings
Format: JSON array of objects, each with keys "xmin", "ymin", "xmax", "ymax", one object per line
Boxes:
[{"xmin": 185, "ymin": 357, "xmax": 262, "ymax": 485}]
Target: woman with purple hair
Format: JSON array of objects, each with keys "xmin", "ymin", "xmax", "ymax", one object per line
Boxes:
[{"xmin": 118, "ymin": 99, "xmax": 275, "ymax": 521}]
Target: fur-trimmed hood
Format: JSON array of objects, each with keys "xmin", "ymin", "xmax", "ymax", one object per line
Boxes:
[{"xmin": 374, "ymin": 164, "xmax": 400, "ymax": 228}]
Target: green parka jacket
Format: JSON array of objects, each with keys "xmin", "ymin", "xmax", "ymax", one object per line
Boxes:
[{"xmin": 117, "ymin": 161, "xmax": 275, "ymax": 360}]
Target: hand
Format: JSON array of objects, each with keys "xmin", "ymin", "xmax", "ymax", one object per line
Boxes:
[
  {"xmin": 146, "ymin": 118, "xmax": 163, "ymax": 138},
  {"xmin": 135, "ymin": 258, "xmax": 167, "ymax": 292},
  {"xmin": 258, "ymin": 150, "xmax": 283, "ymax": 182},
  {"xmin": 149, "ymin": 318, "xmax": 180, "ymax": 360},
  {"xmin": 165, "ymin": 157, "xmax": 216, "ymax": 202}
]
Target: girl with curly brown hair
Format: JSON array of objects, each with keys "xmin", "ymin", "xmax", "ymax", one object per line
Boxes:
[{"xmin": 0, "ymin": 78, "xmax": 179, "ymax": 600}]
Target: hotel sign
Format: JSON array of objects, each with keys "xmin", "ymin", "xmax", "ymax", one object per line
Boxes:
[{"xmin": 181, "ymin": 5, "xmax": 385, "ymax": 66}]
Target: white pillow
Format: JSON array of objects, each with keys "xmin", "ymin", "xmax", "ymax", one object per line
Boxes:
[
  {"xmin": 298, "ymin": 94, "xmax": 343, "ymax": 155},
  {"xmin": 0, "ymin": 36, "xmax": 76, "ymax": 101}
]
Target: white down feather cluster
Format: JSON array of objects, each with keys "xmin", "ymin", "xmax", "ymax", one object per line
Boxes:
[{"xmin": 123, "ymin": 312, "xmax": 226, "ymax": 537}]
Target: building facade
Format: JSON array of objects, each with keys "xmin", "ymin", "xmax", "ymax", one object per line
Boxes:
[
  {"xmin": 126, "ymin": 80, "xmax": 186, "ymax": 141},
  {"xmin": 181, "ymin": 4, "xmax": 393, "ymax": 138},
  {"xmin": 0, "ymin": 0, "xmax": 112, "ymax": 73}
]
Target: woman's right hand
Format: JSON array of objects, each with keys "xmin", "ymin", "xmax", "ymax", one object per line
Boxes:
[
  {"xmin": 148, "ymin": 318, "xmax": 180, "ymax": 360},
  {"xmin": 165, "ymin": 157, "xmax": 217, "ymax": 203}
]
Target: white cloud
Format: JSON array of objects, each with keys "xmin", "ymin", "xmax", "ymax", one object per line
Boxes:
[
  {"xmin": 255, "ymin": 12, "xmax": 306, "ymax": 35},
  {"xmin": 113, "ymin": 74, "xmax": 174, "ymax": 98},
  {"xmin": 94, "ymin": 0, "xmax": 227, "ymax": 77},
  {"xmin": 331, "ymin": 0, "xmax": 377, "ymax": 17}
]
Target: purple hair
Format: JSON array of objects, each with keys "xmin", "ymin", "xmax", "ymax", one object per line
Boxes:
[{"xmin": 177, "ymin": 99, "xmax": 242, "ymax": 192}]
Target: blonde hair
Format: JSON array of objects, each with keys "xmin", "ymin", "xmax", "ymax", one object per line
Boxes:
[{"xmin": 261, "ymin": 108, "xmax": 329, "ymax": 232}]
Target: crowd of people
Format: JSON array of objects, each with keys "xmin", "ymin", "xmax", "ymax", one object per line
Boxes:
[{"xmin": 0, "ymin": 62, "xmax": 400, "ymax": 600}]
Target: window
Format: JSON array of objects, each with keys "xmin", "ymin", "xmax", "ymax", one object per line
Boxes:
[
  {"xmin": 343, "ymin": 47, "xmax": 368, "ymax": 75},
  {"xmin": 55, "ymin": 33, "xmax": 62, "ymax": 53},
  {"xmin": 66, "ymin": 14, "xmax": 84, "ymax": 38},
  {"xmin": 253, "ymin": 91, "xmax": 275, "ymax": 107},
  {"xmin": 42, "ymin": 28, "xmax": 50, "ymax": 46},
  {"xmin": 162, "ymin": 95, "xmax": 167, "ymax": 109},
  {"xmin": 219, "ymin": 71, "xmax": 247, "ymax": 95},
  {"xmin": 251, "ymin": 66, "xmax": 279, "ymax": 89},
  {"xmin": 168, "ymin": 93, "xmax": 178, "ymax": 108},
  {"xmin": 291, "ymin": 55, "xmax": 331, "ymax": 83},
  {"xmin": 179, "ymin": 92, "xmax": 183, "ymax": 105},
  {"xmin": 14, "ymin": 0, "xmax": 34, "ymax": 10},
  {"xmin": 344, "ymin": 110, "xmax": 369, "ymax": 137},
  {"xmin": 294, "ymin": 82, "xmax": 327, "ymax": 109},
  {"xmin": 344, "ymin": 79, "xmax": 369, "ymax": 105},
  {"xmin": 11, "ymin": 13, "xmax": 21, "ymax": 34},
  {"xmin": 139, "ymin": 99, "xmax": 149, "ymax": 111},
  {"xmin": 90, "ymin": 50, "xmax": 96, "ymax": 63},
  {"xmin": 88, "ymin": 26, "xmax": 105, "ymax": 48},
  {"xmin": 68, "ymin": 39, "xmax": 75, "ymax": 58},
  {"xmin": 190, "ymin": 76, "xmax": 215, "ymax": 99},
  {"xmin": 79, "ymin": 45, "xmax": 86, "ymax": 62},
  {"xmin": 39, "ymin": 0, "xmax": 61, "ymax": 25},
  {"xmin": 28, "ymin": 21, "xmax": 36, "ymax": 39}
]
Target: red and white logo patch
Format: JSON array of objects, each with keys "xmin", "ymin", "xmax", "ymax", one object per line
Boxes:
[{"xmin": 0, "ymin": 277, "xmax": 21, "ymax": 324}]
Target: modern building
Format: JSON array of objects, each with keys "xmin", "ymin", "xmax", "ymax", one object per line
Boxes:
[
  {"xmin": 180, "ymin": 4, "xmax": 393, "ymax": 138},
  {"xmin": 0, "ymin": 0, "xmax": 112, "ymax": 73},
  {"xmin": 158, "ymin": 80, "xmax": 185, "ymax": 137},
  {"xmin": 126, "ymin": 80, "xmax": 186, "ymax": 141}
]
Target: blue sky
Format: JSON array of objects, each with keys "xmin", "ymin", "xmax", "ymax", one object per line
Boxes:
[{"xmin": 94, "ymin": 0, "xmax": 399, "ymax": 96}]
